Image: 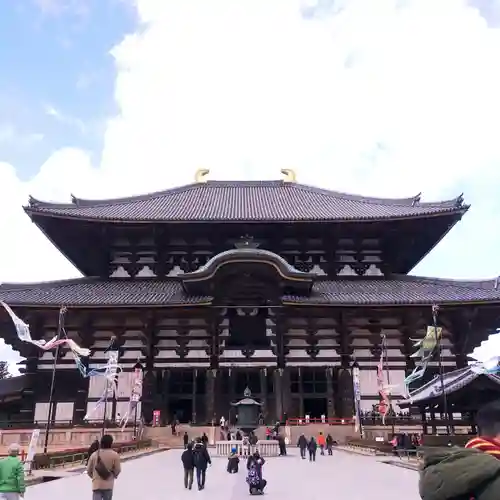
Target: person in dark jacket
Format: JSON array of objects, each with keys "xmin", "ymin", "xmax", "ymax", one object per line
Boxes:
[
  {"xmin": 201, "ymin": 432, "xmax": 209, "ymax": 446},
  {"xmin": 277, "ymin": 435, "xmax": 286, "ymax": 456},
  {"xmin": 326, "ymin": 434, "xmax": 333, "ymax": 456},
  {"xmin": 246, "ymin": 451, "xmax": 265, "ymax": 479},
  {"xmin": 183, "ymin": 432, "xmax": 189, "ymax": 449},
  {"xmin": 420, "ymin": 400, "xmax": 500, "ymax": 500},
  {"xmin": 235, "ymin": 430, "xmax": 242, "ymax": 441},
  {"xmin": 86, "ymin": 439, "xmax": 99, "ymax": 465},
  {"xmin": 297, "ymin": 434, "xmax": 307, "ymax": 459},
  {"xmin": 308, "ymin": 437, "xmax": 317, "ymax": 462},
  {"xmin": 227, "ymin": 447, "xmax": 240, "ymax": 473},
  {"xmin": 193, "ymin": 440, "xmax": 211, "ymax": 490},
  {"xmin": 181, "ymin": 443, "xmax": 195, "ymax": 489}
]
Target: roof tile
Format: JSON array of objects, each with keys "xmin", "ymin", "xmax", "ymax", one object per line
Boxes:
[
  {"xmin": 1, "ymin": 275, "xmax": 499, "ymax": 307},
  {"xmin": 26, "ymin": 180, "xmax": 467, "ymax": 222}
]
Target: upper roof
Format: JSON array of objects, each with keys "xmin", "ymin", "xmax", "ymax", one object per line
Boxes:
[
  {"xmin": 398, "ymin": 366, "xmax": 500, "ymax": 406},
  {"xmin": 25, "ymin": 180, "xmax": 468, "ymax": 223},
  {"xmin": 1, "ymin": 275, "xmax": 499, "ymax": 307}
]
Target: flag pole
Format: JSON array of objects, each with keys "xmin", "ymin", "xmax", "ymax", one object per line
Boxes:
[
  {"xmin": 43, "ymin": 307, "xmax": 66, "ymax": 454},
  {"xmin": 433, "ymin": 304, "xmax": 450, "ymax": 436}
]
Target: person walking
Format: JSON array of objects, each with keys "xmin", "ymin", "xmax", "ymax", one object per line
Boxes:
[
  {"xmin": 181, "ymin": 443, "xmax": 195, "ymax": 490},
  {"xmin": 183, "ymin": 432, "xmax": 189, "ymax": 449},
  {"xmin": 326, "ymin": 434, "xmax": 333, "ymax": 456},
  {"xmin": 86, "ymin": 439, "xmax": 99, "ymax": 465},
  {"xmin": 0, "ymin": 443, "xmax": 25, "ymax": 500},
  {"xmin": 297, "ymin": 434, "xmax": 307, "ymax": 459},
  {"xmin": 87, "ymin": 434, "xmax": 121, "ymax": 500},
  {"xmin": 193, "ymin": 439, "xmax": 211, "ymax": 490},
  {"xmin": 317, "ymin": 432, "xmax": 326, "ymax": 455},
  {"xmin": 308, "ymin": 437, "xmax": 317, "ymax": 462}
]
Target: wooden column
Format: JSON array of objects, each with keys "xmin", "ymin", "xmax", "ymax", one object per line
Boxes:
[
  {"xmin": 326, "ymin": 367, "xmax": 335, "ymax": 418},
  {"xmin": 259, "ymin": 368, "xmax": 268, "ymax": 420},
  {"xmin": 73, "ymin": 317, "xmax": 93, "ymax": 424},
  {"xmin": 140, "ymin": 315, "xmax": 158, "ymax": 425},
  {"xmin": 192, "ymin": 369, "xmax": 197, "ymax": 424},
  {"xmin": 336, "ymin": 312, "xmax": 354, "ymax": 418},
  {"xmin": 206, "ymin": 369, "xmax": 216, "ymax": 424},
  {"xmin": 273, "ymin": 369, "xmax": 284, "ymax": 423}
]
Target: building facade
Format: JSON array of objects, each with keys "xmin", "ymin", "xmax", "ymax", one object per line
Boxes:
[{"xmin": 1, "ymin": 171, "xmax": 500, "ymax": 426}]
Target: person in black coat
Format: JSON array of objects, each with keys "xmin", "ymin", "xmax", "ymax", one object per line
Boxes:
[
  {"xmin": 277, "ymin": 435, "xmax": 286, "ymax": 456},
  {"xmin": 183, "ymin": 432, "xmax": 189, "ymax": 449},
  {"xmin": 201, "ymin": 432, "xmax": 209, "ymax": 446},
  {"xmin": 227, "ymin": 447, "xmax": 240, "ymax": 473},
  {"xmin": 86, "ymin": 439, "xmax": 99, "ymax": 465},
  {"xmin": 247, "ymin": 451, "xmax": 265, "ymax": 480},
  {"xmin": 297, "ymin": 434, "xmax": 307, "ymax": 459},
  {"xmin": 193, "ymin": 440, "xmax": 211, "ymax": 490},
  {"xmin": 308, "ymin": 437, "xmax": 317, "ymax": 462},
  {"xmin": 181, "ymin": 442, "xmax": 195, "ymax": 489},
  {"xmin": 326, "ymin": 434, "xmax": 333, "ymax": 456}
]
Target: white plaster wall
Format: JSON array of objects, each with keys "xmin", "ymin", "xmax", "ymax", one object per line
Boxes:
[
  {"xmin": 89, "ymin": 376, "xmax": 107, "ymax": 398},
  {"xmin": 360, "ymin": 399, "xmax": 378, "ymax": 412},
  {"xmin": 55, "ymin": 402, "xmax": 74, "ymax": 421},
  {"xmin": 34, "ymin": 402, "xmax": 50, "ymax": 421},
  {"xmin": 85, "ymin": 402, "xmax": 113, "ymax": 421},
  {"xmin": 359, "ymin": 369, "xmax": 378, "ymax": 395}
]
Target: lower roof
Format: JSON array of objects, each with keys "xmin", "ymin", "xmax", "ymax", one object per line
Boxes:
[
  {"xmin": 1, "ymin": 275, "xmax": 500, "ymax": 307},
  {"xmin": 398, "ymin": 366, "xmax": 500, "ymax": 407}
]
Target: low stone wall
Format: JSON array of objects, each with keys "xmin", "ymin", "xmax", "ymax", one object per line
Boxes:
[
  {"xmin": 0, "ymin": 427, "xmax": 134, "ymax": 450},
  {"xmin": 215, "ymin": 440, "xmax": 279, "ymax": 457}
]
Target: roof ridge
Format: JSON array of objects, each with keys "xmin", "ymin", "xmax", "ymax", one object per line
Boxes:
[
  {"xmin": 26, "ymin": 180, "xmax": 465, "ymax": 210},
  {"xmin": 400, "ymin": 274, "xmax": 500, "ymax": 291}
]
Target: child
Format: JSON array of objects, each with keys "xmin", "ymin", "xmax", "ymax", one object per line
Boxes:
[{"xmin": 227, "ymin": 447, "xmax": 240, "ymax": 473}]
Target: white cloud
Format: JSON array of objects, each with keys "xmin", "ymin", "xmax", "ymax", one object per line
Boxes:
[{"xmin": 1, "ymin": 0, "xmax": 500, "ymax": 289}]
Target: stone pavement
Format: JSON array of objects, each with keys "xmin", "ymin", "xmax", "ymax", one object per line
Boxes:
[{"xmin": 26, "ymin": 448, "xmax": 421, "ymax": 500}]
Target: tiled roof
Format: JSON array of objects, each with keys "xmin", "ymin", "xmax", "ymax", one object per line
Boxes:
[
  {"xmin": 25, "ymin": 180, "xmax": 468, "ymax": 222},
  {"xmin": 397, "ymin": 367, "xmax": 500, "ymax": 406},
  {"xmin": 1, "ymin": 275, "xmax": 499, "ymax": 307}
]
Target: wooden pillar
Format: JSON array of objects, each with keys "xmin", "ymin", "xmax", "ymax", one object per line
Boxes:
[
  {"xmin": 336, "ymin": 313, "xmax": 354, "ymax": 418},
  {"xmin": 163, "ymin": 369, "xmax": 170, "ymax": 425},
  {"xmin": 259, "ymin": 368, "xmax": 268, "ymax": 420},
  {"xmin": 326, "ymin": 367, "xmax": 335, "ymax": 418},
  {"xmin": 73, "ymin": 318, "xmax": 93, "ymax": 424},
  {"xmin": 273, "ymin": 369, "xmax": 283, "ymax": 422},
  {"xmin": 207, "ymin": 369, "xmax": 217, "ymax": 424},
  {"xmin": 192, "ymin": 369, "xmax": 197, "ymax": 424}
]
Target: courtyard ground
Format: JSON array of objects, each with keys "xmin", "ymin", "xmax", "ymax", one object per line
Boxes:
[{"xmin": 27, "ymin": 448, "xmax": 421, "ymax": 500}]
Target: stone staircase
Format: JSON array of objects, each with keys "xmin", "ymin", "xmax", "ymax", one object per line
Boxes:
[
  {"xmin": 288, "ymin": 423, "xmax": 355, "ymax": 445},
  {"xmin": 143, "ymin": 425, "xmax": 216, "ymax": 448}
]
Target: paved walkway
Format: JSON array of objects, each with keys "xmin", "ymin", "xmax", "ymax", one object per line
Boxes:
[{"xmin": 27, "ymin": 448, "xmax": 421, "ymax": 500}]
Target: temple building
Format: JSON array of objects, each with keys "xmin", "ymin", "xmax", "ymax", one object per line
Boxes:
[{"xmin": 1, "ymin": 169, "xmax": 500, "ymax": 426}]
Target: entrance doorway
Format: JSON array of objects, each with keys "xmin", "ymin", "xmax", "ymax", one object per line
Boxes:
[
  {"xmin": 168, "ymin": 398, "xmax": 192, "ymax": 423},
  {"xmin": 303, "ymin": 398, "xmax": 327, "ymax": 419}
]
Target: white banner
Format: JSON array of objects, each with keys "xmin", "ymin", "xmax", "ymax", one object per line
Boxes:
[{"xmin": 24, "ymin": 428, "xmax": 40, "ymax": 473}]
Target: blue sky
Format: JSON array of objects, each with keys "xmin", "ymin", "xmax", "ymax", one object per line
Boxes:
[
  {"xmin": 0, "ymin": 0, "xmax": 500, "ymax": 370},
  {"xmin": 0, "ymin": 0, "xmax": 134, "ymax": 179}
]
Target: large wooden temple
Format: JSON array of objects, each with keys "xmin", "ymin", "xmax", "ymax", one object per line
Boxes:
[{"xmin": 1, "ymin": 169, "xmax": 500, "ymax": 427}]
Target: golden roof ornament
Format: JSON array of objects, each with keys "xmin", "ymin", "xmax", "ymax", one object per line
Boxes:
[
  {"xmin": 195, "ymin": 168, "xmax": 210, "ymax": 183},
  {"xmin": 281, "ymin": 168, "xmax": 296, "ymax": 183}
]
